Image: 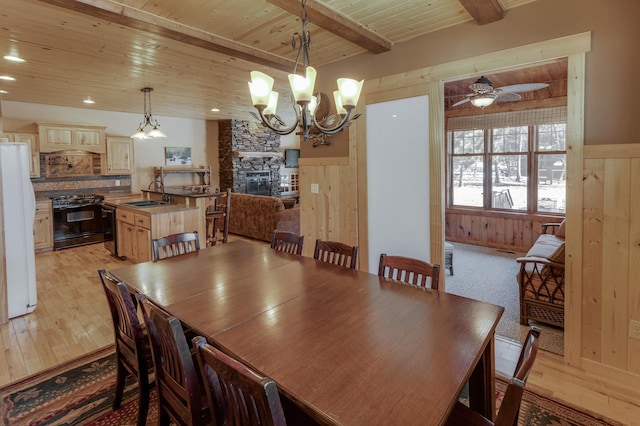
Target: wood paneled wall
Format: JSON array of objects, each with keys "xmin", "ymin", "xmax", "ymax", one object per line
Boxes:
[
  {"xmin": 582, "ymin": 144, "xmax": 640, "ymax": 375},
  {"xmin": 445, "ymin": 210, "xmax": 562, "ymax": 253},
  {"xmin": 298, "ymin": 156, "xmax": 358, "ymax": 259}
]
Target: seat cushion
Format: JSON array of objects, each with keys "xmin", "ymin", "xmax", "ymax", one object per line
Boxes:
[{"xmin": 525, "ymin": 234, "xmax": 564, "ymax": 259}]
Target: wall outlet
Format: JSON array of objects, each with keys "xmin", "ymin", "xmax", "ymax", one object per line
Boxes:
[
  {"xmin": 115, "ymin": 179, "xmax": 121, "ymax": 186},
  {"xmin": 311, "ymin": 183, "xmax": 319, "ymax": 194},
  {"xmin": 629, "ymin": 319, "xmax": 640, "ymax": 340}
]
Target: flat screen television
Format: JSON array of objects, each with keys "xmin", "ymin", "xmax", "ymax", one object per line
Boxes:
[{"xmin": 284, "ymin": 149, "xmax": 300, "ymax": 168}]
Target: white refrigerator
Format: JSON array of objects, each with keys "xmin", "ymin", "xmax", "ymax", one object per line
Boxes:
[{"xmin": 0, "ymin": 143, "xmax": 37, "ymax": 323}]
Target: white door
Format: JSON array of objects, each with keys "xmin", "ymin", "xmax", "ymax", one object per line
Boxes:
[{"xmin": 366, "ymin": 96, "xmax": 430, "ymax": 272}]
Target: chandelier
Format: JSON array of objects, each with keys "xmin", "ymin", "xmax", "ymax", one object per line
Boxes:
[
  {"xmin": 131, "ymin": 87, "xmax": 167, "ymax": 139},
  {"xmin": 248, "ymin": 0, "xmax": 363, "ymax": 142}
]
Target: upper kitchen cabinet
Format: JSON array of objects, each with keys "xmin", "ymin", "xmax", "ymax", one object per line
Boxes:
[
  {"xmin": 0, "ymin": 132, "xmax": 40, "ymax": 177},
  {"xmin": 38, "ymin": 123, "xmax": 106, "ymax": 153},
  {"xmin": 104, "ymin": 136, "xmax": 134, "ymax": 175}
]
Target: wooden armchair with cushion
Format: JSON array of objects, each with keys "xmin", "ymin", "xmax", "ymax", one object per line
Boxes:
[{"xmin": 517, "ymin": 219, "xmax": 565, "ymax": 328}]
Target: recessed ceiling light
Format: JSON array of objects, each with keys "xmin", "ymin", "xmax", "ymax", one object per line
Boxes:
[
  {"xmin": 83, "ymin": 95, "xmax": 95, "ymax": 104},
  {"xmin": 0, "ymin": 76, "xmax": 16, "ymax": 81},
  {"xmin": 211, "ymin": 108, "xmax": 220, "ymax": 112},
  {"xmin": 3, "ymin": 55, "xmax": 25, "ymax": 63}
]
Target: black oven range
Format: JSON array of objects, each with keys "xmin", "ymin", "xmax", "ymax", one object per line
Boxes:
[{"xmin": 51, "ymin": 193, "xmax": 105, "ymax": 250}]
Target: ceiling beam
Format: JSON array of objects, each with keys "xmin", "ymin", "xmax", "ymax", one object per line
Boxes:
[
  {"xmin": 457, "ymin": 0, "xmax": 504, "ymax": 25},
  {"xmin": 267, "ymin": 0, "xmax": 392, "ymax": 54},
  {"xmin": 37, "ymin": 0, "xmax": 295, "ymax": 72}
]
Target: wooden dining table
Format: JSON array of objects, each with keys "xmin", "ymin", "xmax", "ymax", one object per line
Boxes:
[{"xmin": 110, "ymin": 240, "xmax": 504, "ymax": 425}]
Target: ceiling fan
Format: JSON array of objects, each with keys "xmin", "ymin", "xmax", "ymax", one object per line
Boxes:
[{"xmin": 450, "ymin": 76, "xmax": 549, "ymax": 108}]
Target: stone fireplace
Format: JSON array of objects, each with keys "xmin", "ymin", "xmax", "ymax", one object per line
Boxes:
[{"xmin": 218, "ymin": 120, "xmax": 282, "ymax": 197}]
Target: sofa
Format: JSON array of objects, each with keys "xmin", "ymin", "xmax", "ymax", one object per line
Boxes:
[
  {"xmin": 516, "ymin": 219, "xmax": 565, "ymax": 329},
  {"xmin": 228, "ymin": 193, "xmax": 300, "ymax": 242}
]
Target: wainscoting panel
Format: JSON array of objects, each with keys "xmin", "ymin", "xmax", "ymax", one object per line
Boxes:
[
  {"xmin": 445, "ymin": 210, "xmax": 560, "ymax": 253},
  {"xmin": 582, "ymin": 145, "xmax": 640, "ymax": 375}
]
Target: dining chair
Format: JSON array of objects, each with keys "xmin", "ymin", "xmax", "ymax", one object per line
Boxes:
[
  {"xmin": 192, "ymin": 336, "xmax": 287, "ymax": 426},
  {"xmin": 152, "ymin": 231, "xmax": 200, "ymax": 261},
  {"xmin": 444, "ymin": 326, "xmax": 541, "ymax": 426},
  {"xmin": 97, "ymin": 269, "xmax": 152, "ymax": 426},
  {"xmin": 313, "ymin": 239, "xmax": 358, "ymax": 269},
  {"xmin": 206, "ymin": 188, "xmax": 231, "ymax": 246},
  {"xmin": 270, "ymin": 230, "xmax": 304, "ymax": 256},
  {"xmin": 138, "ymin": 295, "xmax": 210, "ymax": 426},
  {"xmin": 378, "ymin": 253, "xmax": 440, "ymax": 290}
]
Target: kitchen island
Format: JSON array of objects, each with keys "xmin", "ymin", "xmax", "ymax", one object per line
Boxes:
[
  {"xmin": 143, "ymin": 188, "xmax": 221, "ymax": 248},
  {"xmin": 104, "ymin": 197, "xmax": 199, "ymax": 263}
]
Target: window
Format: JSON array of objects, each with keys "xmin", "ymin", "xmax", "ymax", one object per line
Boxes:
[{"xmin": 447, "ymin": 108, "xmax": 566, "ymax": 214}]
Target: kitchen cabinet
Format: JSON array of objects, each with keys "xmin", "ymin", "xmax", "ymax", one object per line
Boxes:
[
  {"xmin": 116, "ymin": 209, "xmax": 151, "ymax": 262},
  {"xmin": 38, "ymin": 123, "xmax": 106, "ymax": 153},
  {"xmin": 0, "ymin": 132, "xmax": 40, "ymax": 177},
  {"xmin": 104, "ymin": 136, "xmax": 134, "ymax": 175},
  {"xmin": 34, "ymin": 200, "xmax": 53, "ymax": 251}
]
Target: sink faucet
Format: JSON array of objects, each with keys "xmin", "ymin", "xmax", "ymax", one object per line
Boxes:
[{"xmin": 148, "ymin": 180, "xmax": 170, "ymax": 202}]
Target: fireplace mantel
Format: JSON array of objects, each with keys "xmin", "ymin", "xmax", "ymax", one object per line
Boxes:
[{"xmin": 233, "ymin": 151, "xmax": 284, "ymax": 159}]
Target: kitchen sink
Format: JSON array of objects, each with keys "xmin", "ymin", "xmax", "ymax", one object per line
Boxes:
[{"xmin": 124, "ymin": 200, "xmax": 170, "ymax": 207}]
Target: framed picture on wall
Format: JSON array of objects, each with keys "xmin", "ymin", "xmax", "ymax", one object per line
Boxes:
[{"xmin": 165, "ymin": 147, "xmax": 192, "ymax": 166}]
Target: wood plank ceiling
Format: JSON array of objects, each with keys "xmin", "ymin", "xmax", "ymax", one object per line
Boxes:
[{"xmin": 0, "ymin": 0, "xmax": 540, "ymax": 122}]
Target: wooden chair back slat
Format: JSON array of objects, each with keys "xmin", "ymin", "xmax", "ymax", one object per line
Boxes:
[
  {"xmin": 193, "ymin": 336, "xmax": 287, "ymax": 426},
  {"xmin": 152, "ymin": 231, "xmax": 200, "ymax": 261},
  {"xmin": 139, "ymin": 296, "xmax": 209, "ymax": 425},
  {"xmin": 271, "ymin": 231, "xmax": 304, "ymax": 256},
  {"xmin": 378, "ymin": 254, "xmax": 440, "ymax": 290},
  {"xmin": 444, "ymin": 327, "xmax": 541, "ymax": 426},
  {"xmin": 313, "ymin": 239, "xmax": 358, "ymax": 269}
]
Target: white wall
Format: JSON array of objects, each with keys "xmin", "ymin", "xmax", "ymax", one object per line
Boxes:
[
  {"xmin": 3, "ymin": 101, "xmax": 214, "ymax": 192},
  {"xmin": 366, "ymin": 96, "xmax": 430, "ymax": 270}
]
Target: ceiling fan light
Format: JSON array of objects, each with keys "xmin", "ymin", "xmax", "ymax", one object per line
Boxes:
[{"xmin": 470, "ymin": 93, "xmax": 497, "ymax": 108}]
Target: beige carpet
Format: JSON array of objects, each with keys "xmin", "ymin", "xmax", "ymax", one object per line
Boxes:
[{"xmin": 444, "ymin": 242, "xmax": 565, "ymax": 355}]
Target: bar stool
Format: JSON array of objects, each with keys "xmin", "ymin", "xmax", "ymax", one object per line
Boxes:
[
  {"xmin": 444, "ymin": 242, "xmax": 454, "ymax": 275},
  {"xmin": 205, "ymin": 188, "xmax": 231, "ymax": 246}
]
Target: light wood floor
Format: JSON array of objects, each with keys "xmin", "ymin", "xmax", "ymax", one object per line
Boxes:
[{"xmin": 2, "ymin": 241, "xmax": 639, "ymax": 424}]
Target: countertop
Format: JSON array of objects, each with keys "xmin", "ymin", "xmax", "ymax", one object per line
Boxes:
[
  {"xmin": 103, "ymin": 198, "xmax": 198, "ymax": 214},
  {"xmin": 142, "ymin": 188, "xmax": 219, "ymax": 198}
]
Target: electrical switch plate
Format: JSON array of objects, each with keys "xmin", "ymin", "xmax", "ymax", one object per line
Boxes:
[
  {"xmin": 115, "ymin": 179, "xmax": 121, "ymax": 186},
  {"xmin": 311, "ymin": 183, "xmax": 319, "ymax": 194},
  {"xmin": 630, "ymin": 320, "xmax": 640, "ymax": 340}
]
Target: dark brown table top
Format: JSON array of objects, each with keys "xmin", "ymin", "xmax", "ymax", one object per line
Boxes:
[{"xmin": 110, "ymin": 240, "xmax": 504, "ymax": 425}]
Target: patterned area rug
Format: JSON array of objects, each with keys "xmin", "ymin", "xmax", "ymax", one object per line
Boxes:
[
  {"xmin": 0, "ymin": 346, "xmax": 157, "ymax": 425},
  {"xmin": 0, "ymin": 347, "xmax": 621, "ymax": 425}
]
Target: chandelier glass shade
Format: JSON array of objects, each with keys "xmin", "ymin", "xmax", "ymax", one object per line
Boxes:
[
  {"xmin": 248, "ymin": 0, "xmax": 363, "ymax": 142},
  {"xmin": 131, "ymin": 87, "xmax": 167, "ymax": 139}
]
